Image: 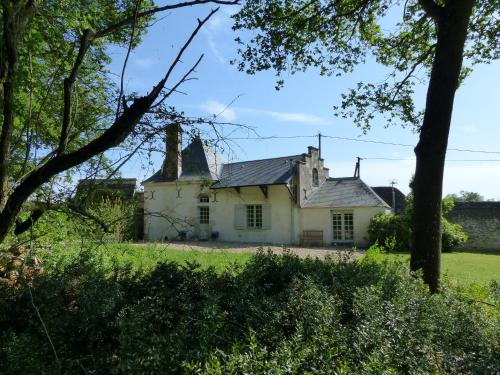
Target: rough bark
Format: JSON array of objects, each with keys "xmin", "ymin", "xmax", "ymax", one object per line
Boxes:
[
  {"xmin": 0, "ymin": 1, "xmax": 35, "ymax": 209},
  {"xmin": 411, "ymin": 0, "xmax": 475, "ymax": 293},
  {"xmin": 0, "ymin": 8, "xmax": 217, "ymax": 244}
]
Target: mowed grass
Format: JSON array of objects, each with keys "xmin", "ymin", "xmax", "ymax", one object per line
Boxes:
[
  {"xmin": 43, "ymin": 243, "xmax": 498, "ymax": 287},
  {"xmin": 382, "ymin": 250, "xmax": 499, "ymax": 286},
  {"xmin": 105, "ymin": 244, "xmax": 253, "ymax": 272},
  {"xmin": 44, "ymin": 243, "xmax": 253, "ymax": 273}
]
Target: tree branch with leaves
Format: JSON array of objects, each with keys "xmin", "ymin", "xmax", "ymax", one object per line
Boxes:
[
  {"xmin": 0, "ymin": 0, "xmax": 240, "ymax": 244},
  {"xmin": 232, "ymin": 0, "xmax": 499, "ymax": 292}
]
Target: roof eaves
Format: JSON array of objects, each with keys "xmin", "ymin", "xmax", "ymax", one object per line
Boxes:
[{"xmin": 210, "ymin": 182, "xmax": 288, "ymax": 189}]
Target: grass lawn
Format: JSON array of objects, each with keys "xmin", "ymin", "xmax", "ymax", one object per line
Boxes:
[
  {"xmin": 382, "ymin": 250, "xmax": 499, "ymax": 286},
  {"xmin": 44, "ymin": 242, "xmax": 254, "ymax": 273},
  {"xmin": 43, "ymin": 243, "xmax": 498, "ymax": 287}
]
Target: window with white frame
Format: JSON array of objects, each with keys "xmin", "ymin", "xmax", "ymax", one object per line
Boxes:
[
  {"xmin": 199, "ymin": 195, "xmax": 209, "ymax": 203},
  {"xmin": 199, "ymin": 206, "xmax": 209, "ymax": 224},
  {"xmin": 246, "ymin": 204, "xmax": 263, "ymax": 228},
  {"xmin": 332, "ymin": 212, "xmax": 354, "ymax": 241}
]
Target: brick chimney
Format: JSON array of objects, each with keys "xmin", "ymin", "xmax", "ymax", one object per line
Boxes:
[{"xmin": 161, "ymin": 123, "xmax": 182, "ymax": 179}]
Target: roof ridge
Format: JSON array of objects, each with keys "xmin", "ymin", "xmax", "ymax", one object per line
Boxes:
[
  {"xmin": 327, "ymin": 177, "xmax": 359, "ymax": 181},
  {"xmin": 223, "ymin": 154, "xmax": 303, "ymax": 166}
]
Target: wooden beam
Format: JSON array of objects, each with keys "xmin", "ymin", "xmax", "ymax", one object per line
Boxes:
[{"xmin": 259, "ymin": 185, "xmax": 268, "ymax": 199}]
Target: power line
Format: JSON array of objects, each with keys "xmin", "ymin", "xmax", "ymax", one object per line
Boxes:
[
  {"xmin": 362, "ymin": 157, "xmax": 500, "ymax": 162},
  {"xmin": 226, "ymin": 134, "xmax": 500, "ymax": 155}
]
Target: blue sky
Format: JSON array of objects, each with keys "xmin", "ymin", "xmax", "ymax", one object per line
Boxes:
[{"xmin": 109, "ymin": 3, "xmax": 500, "ymax": 199}]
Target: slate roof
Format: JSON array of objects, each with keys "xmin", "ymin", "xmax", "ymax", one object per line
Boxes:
[
  {"xmin": 302, "ymin": 177, "xmax": 390, "ymax": 208},
  {"xmin": 371, "ymin": 186, "xmax": 406, "ymax": 214},
  {"xmin": 211, "ymin": 154, "xmax": 304, "ymax": 189},
  {"xmin": 144, "ymin": 137, "xmax": 223, "ymax": 183}
]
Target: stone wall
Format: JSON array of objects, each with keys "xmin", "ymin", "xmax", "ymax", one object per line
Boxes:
[{"xmin": 446, "ymin": 202, "xmax": 500, "ymax": 250}]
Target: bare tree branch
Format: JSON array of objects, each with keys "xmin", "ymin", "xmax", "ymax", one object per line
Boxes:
[
  {"xmin": 151, "ymin": 54, "xmax": 204, "ymax": 109},
  {"xmin": 58, "ymin": 29, "xmax": 92, "ymax": 155},
  {"xmin": 116, "ymin": 0, "xmax": 142, "ymax": 121},
  {"xmin": 0, "ymin": 8, "xmax": 219, "ymax": 242}
]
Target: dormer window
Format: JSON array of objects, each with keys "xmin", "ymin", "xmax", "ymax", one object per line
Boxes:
[
  {"xmin": 312, "ymin": 168, "xmax": 319, "ymax": 187},
  {"xmin": 199, "ymin": 195, "xmax": 209, "ymax": 203}
]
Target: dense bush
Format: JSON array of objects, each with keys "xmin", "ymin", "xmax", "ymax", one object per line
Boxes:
[
  {"xmin": 368, "ymin": 213, "xmax": 411, "ymax": 251},
  {"xmin": 368, "ymin": 196, "xmax": 468, "ymax": 252},
  {"xmin": 0, "ymin": 247, "xmax": 498, "ymax": 374},
  {"xmin": 441, "ymin": 219, "xmax": 469, "ymax": 252}
]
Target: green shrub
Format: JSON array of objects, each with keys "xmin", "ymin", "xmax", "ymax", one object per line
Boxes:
[
  {"xmin": 368, "ymin": 197, "xmax": 468, "ymax": 252},
  {"xmin": 442, "ymin": 220, "xmax": 468, "ymax": 252},
  {"xmin": 0, "ymin": 248, "xmax": 497, "ymax": 374},
  {"xmin": 368, "ymin": 213, "xmax": 410, "ymax": 251},
  {"xmin": 87, "ymin": 197, "xmax": 137, "ymax": 242}
]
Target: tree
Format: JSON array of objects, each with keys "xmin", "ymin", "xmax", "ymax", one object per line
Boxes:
[
  {"xmin": 232, "ymin": 0, "xmax": 499, "ymax": 292},
  {"xmin": 446, "ymin": 190, "xmax": 484, "ymax": 202},
  {"xmin": 0, "ymin": 0, "xmax": 238, "ymax": 244}
]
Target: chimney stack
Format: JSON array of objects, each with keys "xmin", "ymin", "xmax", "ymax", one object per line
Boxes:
[{"xmin": 162, "ymin": 123, "xmax": 182, "ymax": 179}]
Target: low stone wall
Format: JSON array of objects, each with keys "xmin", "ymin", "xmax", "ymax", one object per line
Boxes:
[{"xmin": 446, "ymin": 202, "xmax": 500, "ymax": 251}]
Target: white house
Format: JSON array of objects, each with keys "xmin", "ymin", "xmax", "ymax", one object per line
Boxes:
[{"xmin": 142, "ymin": 126, "xmax": 390, "ymax": 247}]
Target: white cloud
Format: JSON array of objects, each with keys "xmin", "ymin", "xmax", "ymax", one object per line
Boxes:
[
  {"xmin": 206, "ymin": 13, "xmax": 226, "ymax": 32},
  {"xmin": 204, "ymin": 32, "xmax": 226, "ymax": 64},
  {"xmin": 201, "ymin": 99, "xmax": 237, "ymax": 122},
  {"xmin": 199, "ymin": 102, "xmax": 331, "ymax": 125},
  {"xmin": 458, "ymin": 125, "xmax": 478, "ymax": 134},
  {"xmin": 267, "ymin": 111, "xmax": 329, "ymax": 125},
  {"xmin": 236, "ymin": 106, "xmax": 331, "ymax": 125}
]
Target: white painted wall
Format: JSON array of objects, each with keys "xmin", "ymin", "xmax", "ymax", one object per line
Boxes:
[
  {"xmin": 300, "ymin": 206, "xmax": 389, "ymax": 247},
  {"xmin": 143, "ymin": 181, "xmax": 210, "ymax": 241},
  {"xmin": 211, "ymin": 185, "xmax": 295, "ymax": 244},
  {"xmin": 143, "ymin": 181, "xmax": 386, "ymax": 247}
]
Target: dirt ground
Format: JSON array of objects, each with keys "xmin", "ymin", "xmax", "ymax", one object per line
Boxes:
[{"xmin": 133, "ymin": 241, "xmax": 361, "ymax": 260}]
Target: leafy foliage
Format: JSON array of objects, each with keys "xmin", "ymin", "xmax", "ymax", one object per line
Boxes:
[
  {"xmin": 368, "ymin": 196, "xmax": 468, "ymax": 252},
  {"xmin": 86, "ymin": 197, "xmax": 137, "ymax": 242},
  {"xmin": 0, "ymin": 247, "xmax": 498, "ymax": 374},
  {"xmin": 446, "ymin": 190, "xmax": 485, "ymax": 202},
  {"xmin": 232, "ymin": 0, "xmax": 500, "ymax": 131}
]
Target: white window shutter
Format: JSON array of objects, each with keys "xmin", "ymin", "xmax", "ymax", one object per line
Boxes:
[
  {"xmin": 262, "ymin": 204, "xmax": 272, "ymax": 229},
  {"xmin": 234, "ymin": 205, "xmax": 245, "ymax": 229}
]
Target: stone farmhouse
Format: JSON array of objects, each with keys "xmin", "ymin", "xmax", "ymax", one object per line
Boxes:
[{"xmin": 142, "ymin": 125, "xmax": 390, "ymax": 247}]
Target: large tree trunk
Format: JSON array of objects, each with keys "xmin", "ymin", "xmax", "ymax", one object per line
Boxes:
[{"xmin": 411, "ymin": 0, "xmax": 475, "ymax": 293}]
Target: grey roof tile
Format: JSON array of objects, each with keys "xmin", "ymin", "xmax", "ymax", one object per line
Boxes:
[
  {"xmin": 144, "ymin": 137, "xmax": 223, "ymax": 183},
  {"xmin": 371, "ymin": 186, "xmax": 406, "ymax": 214},
  {"xmin": 211, "ymin": 154, "xmax": 303, "ymax": 188},
  {"xmin": 302, "ymin": 177, "xmax": 390, "ymax": 208}
]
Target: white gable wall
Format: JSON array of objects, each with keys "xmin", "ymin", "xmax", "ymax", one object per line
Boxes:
[
  {"xmin": 297, "ymin": 147, "xmax": 329, "ymax": 207},
  {"xmin": 143, "ymin": 181, "xmax": 210, "ymax": 241}
]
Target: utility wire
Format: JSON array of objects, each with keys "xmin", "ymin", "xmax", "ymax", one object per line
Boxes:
[
  {"xmin": 362, "ymin": 157, "xmax": 500, "ymax": 162},
  {"xmin": 227, "ymin": 134, "xmax": 500, "ymax": 155}
]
